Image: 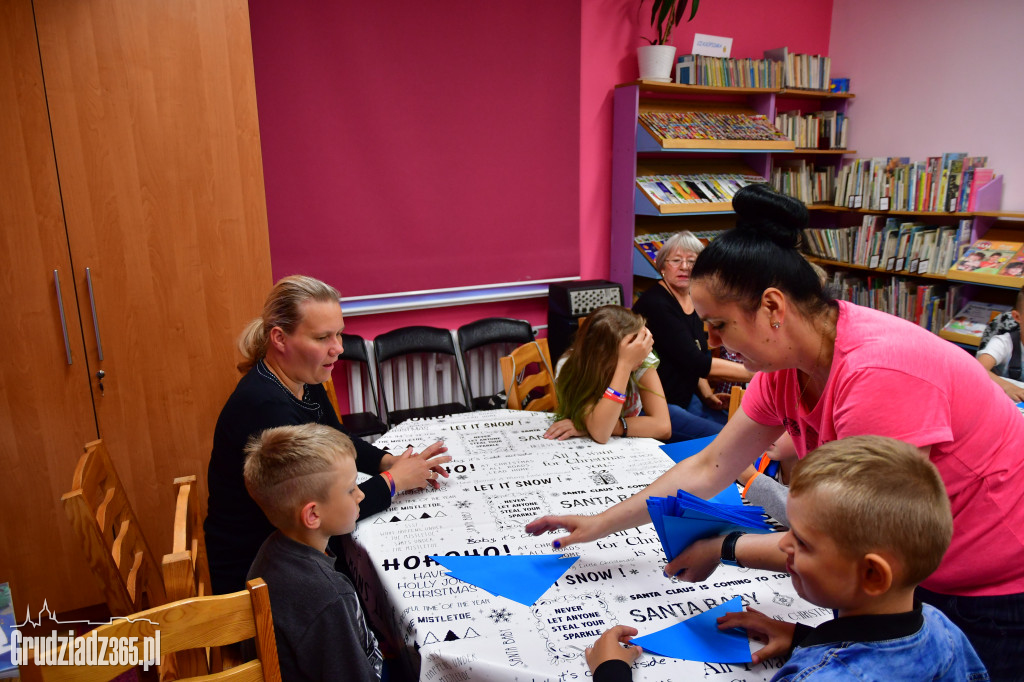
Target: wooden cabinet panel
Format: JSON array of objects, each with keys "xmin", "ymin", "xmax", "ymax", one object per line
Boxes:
[
  {"xmin": 0, "ymin": 0, "xmax": 103, "ymax": 611},
  {"xmin": 0, "ymin": 0, "xmax": 272, "ymax": 612}
]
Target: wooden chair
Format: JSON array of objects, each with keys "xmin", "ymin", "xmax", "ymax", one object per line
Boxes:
[
  {"xmin": 323, "ymin": 375, "xmax": 344, "ymax": 422},
  {"xmin": 728, "ymin": 385, "xmax": 745, "ymax": 421},
  {"xmin": 162, "ymin": 475, "xmax": 222, "ymax": 678},
  {"xmin": 500, "ymin": 338, "xmax": 557, "ymax": 412},
  {"xmin": 61, "ymin": 439, "xmax": 168, "ymax": 616},
  {"xmin": 21, "ymin": 578, "xmax": 282, "ymax": 682}
]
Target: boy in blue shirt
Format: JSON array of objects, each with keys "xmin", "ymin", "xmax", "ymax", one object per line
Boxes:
[
  {"xmin": 244, "ymin": 423, "xmax": 383, "ymax": 682},
  {"xmin": 587, "ymin": 435, "xmax": 987, "ymax": 681}
]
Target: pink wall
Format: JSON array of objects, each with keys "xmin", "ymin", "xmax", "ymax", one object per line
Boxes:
[
  {"xmin": 829, "ymin": 0, "xmax": 1024, "ymax": 210},
  {"xmin": 579, "ymin": 0, "xmax": 835, "ymax": 280}
]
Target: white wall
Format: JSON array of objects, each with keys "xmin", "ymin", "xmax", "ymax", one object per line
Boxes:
[{"xmin": 829, "ymin": 0, "xmax": 1024, "ymax": 210}]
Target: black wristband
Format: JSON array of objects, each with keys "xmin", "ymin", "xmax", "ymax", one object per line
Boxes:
[
  {"xmin": 721, "ymin": 531, "xmax": 746, "ymax": 568},
  {"xmin": 619, "ymin": 416, "xmax": 628, "ymax": 438}
]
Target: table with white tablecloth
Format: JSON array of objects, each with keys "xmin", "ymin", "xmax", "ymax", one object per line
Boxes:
[{"xmin": 344, "ymin": 410, "xmax": 829, "ymax": 682}]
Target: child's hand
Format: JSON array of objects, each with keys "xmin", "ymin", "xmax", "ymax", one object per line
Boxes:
[
  {"xmin": 619, "ymin": 327, "xmax": 654, "ymax": 370},
  {"xmin": 996, "ymin": 377, "xmax": 1024, "ymax": 402},
  {"xmin": 544, "ymin": 418, "xmax": 584, "ymax": 440},
  {"xmin": 717, "ymin": 607, "xmax": 796, "ymax": 664},
  {"xmin": 585, "ymin": 625, "xmax": 642, "ymax": 673}
]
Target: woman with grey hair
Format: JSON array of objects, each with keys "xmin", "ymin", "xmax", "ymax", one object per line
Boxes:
[{"xmin": 632, "ymin": 231, "xmax": 752, "ymax": 441}]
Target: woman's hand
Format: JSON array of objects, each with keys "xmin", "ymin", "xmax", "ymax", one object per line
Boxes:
[
  {"xmin": 619, "ymin": 327, "xmax": 654, "ymax": 370},
  {"xmin": 544, "ymin": 418, "xmax": 585, "ymax": 440},
  {"xmin": 664, "ymin": 535, "xmax": 724, "ymax": 582},
  {"xmin": 717, "ymin": 607, "xmax": 795, "ymax": 664},
  {"xmin": 383, "ymin": 442, "xmax": 451, "ymax": 491},
  {"xmin": 524, "ymin": 514, "xmax": 608, "ymax": 549},
  {"xmin": 585, "ymin": 625, "xmax": 642, "ymax": 674}
]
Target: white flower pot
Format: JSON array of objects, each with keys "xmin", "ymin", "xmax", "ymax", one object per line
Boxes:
[{"xmin": 637, "ymin": 44, "xmax": 677, "ymax": 82}]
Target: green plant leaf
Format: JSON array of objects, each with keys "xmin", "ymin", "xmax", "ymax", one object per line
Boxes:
[
  {"xmin": 671, "ymin": 0, "xmax": 689, "ymax": 28},
  {"xmin": 688, "ymin": 0, "xmax": 700, "ymax": 22}
]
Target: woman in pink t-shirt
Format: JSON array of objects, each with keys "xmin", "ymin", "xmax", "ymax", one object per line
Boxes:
[{"xmin": 527, "ymin": 184, "xmax": 1024, "ymax": 678}]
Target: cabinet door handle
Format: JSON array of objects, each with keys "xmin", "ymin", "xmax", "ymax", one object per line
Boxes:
[
  {"xmin": 85, "ymin": 267, "xmax": 104, "ymax": 361},
  {"xmin": 53, "ymin": 269, "xmax": 72, "ymax": 365}
]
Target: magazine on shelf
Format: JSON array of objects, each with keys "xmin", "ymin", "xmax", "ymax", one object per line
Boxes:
[
  {"xmin": 996, "ymin": 249, "xmax": 1024, "ymax": 278},
  {"xmin": 941, "ymin": 301, "xmax": 1013, "ymax": 338},
  {"xmin": 950, "ymin": 240, "xmax": 1023, "ymax": 275}
]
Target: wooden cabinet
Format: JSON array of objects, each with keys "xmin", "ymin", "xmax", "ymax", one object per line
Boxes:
[{"xmin": 0, "ymin": 0, "xmax": 272, "ymax": 613}]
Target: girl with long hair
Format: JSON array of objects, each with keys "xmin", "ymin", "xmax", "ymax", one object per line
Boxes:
[{"xmin": 543, "ymin": 305, "xmax": 670, "ymax": 443}]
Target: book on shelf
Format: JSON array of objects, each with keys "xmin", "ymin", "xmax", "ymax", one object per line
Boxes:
[
  {"xmin": 763, "ymin": 47, "xmax": 832, "ymax": 90},
  {"xmin": 675, "ymin": 54, "xmax": 784, "ymax": 88},
  {"xmin": 636, "ymin": 172, "xmax": 765, "ymax": 210},
  {"xmin": 950, "ymin": 240, "xmax": 1023, "ymax": 275},
  {"xmin": 941, "ymin": 300, "xmax": 1013, "ymax": 339},
  {"xmin": 832, "ymin": 154, "xmax": 993, "ymax": 213},
  {"xmin": 966, "ymin": 168, "xmax": 995, "ymax": 212},
  {"xmin": 638, "ymin": 111, "xmax": 791, "ymax": 145},
  {"xmin": 805, "ymin": 214, "xmax": 971, "ymax": 275},
  {"xmin": 826, "ymin": 271, "xmax": 961, "ymax": 334},
  {"xmin": 772, "ymin": 159, "xmax": 836, "ymax": 205},
  {"xmin": 956, "ymin": 156, "xmax": 988, "ymax": 212},
  {"xmin": 774, "ymin": 110, "xmax": 849, "ymax": 149}
]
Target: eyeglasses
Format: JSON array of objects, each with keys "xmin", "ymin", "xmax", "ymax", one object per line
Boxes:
[{"xmin": 665, "ymin": 257, "xmax": 697, "ymax": 268}]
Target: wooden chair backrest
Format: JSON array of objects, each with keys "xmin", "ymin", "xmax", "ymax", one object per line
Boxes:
[
  {"xmin": 162, "ymin": 474, "xmax": 222, "ymax": 677},
  {"xmin": 323, "ymin": 376, "xmax": 343, "ymax": 421},
  {"xmin": 61, "ymin": 439, "xmax": 167, "ymax": 616},
  {"xmin": 21, "ymin": 579, "xmax": 282, "ymax": 682},
  {"xmin": 728, "ymin": 385, "xmax": 745, "ymax": 421},
  {"xmin": 500, "ymin": 338, "xmax": 557, "ymax": 412}
]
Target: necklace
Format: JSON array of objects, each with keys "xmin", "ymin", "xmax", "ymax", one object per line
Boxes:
[
  {"xmin": 259, "ymin": 359, "xmax": 306, "ymax": 401},
  {"xmin": 797, "ymin": 320, "xmax": 835, "ymax": 408},
  {"xmin": 660, "ymin": 279, "xmax": 693, "ymax": 312}
]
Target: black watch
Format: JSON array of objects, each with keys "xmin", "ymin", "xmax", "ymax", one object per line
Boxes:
[
  {"xmin": 721, "ymin": 531, "xmax": 746, "ymax": 568},
  {"xmin": 619, "ymin": 416, "xmax": 628, "ymax": 438}
]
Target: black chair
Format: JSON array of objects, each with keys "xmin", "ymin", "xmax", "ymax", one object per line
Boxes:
[
  {"xmin": 457, "ymin": 318, "xmax": 535, "ymax": 410},
  {"xmin": 373, "ymin": 326, "xmax": 471, "ymax": 426},
  {"xmin": 336, "ymin": 333, "xmax": 388, "ymax": 439}
]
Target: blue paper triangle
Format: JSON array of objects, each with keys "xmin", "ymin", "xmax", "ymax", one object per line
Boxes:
[
  {"xmin": 659, "ymin": 435, "xmax": 716, "ymax": 463},
  {"xmin": 631, "ymin": 596, "xmax": 751, "ymax": 663},
  {"xmin": 428, "ymin": 554, "xmax": 580, "ymax": 606},
  {"xmin": 709, "ymin": 483, "xmax": 743, "ymax": 506}
]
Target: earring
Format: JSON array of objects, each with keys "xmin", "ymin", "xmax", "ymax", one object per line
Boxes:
[{"xmin": 771, "ymin": 320, "xmax": 781, "ymax": 329}]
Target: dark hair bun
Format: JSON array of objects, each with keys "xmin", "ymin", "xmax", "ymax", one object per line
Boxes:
[{"xmin": 732, "ymin": 183, "xmax": 808, "ymax": 249}]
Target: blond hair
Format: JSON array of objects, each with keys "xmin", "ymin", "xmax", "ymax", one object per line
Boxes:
[
  {"xmin": 243, "ymin": 423, "xmax": 355, "ymax": 529},
  {"xmin": 238, "ymin": 275, "xmax": 341, "ymax": 372},
  {"xmin": 789, "ymin": 435, "xmax": 952, "ymax": 587}
]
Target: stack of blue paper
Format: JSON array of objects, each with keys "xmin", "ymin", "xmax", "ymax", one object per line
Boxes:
[{"xmin": 648, "ymin": 490, "xmax": 773, "ymax": 562}]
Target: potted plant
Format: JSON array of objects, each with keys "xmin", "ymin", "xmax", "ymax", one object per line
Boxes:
[{"xmin": 637, "ymin": 0, "xmax": 701, "ymax": 82}]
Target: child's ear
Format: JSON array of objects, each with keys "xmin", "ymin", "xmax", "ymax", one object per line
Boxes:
[
  {"xmin": 1012, "ymin": 309, "xmax": 1022, "ymax": 324},
  {"xmin": 859, "ymin": 553, "xmax": 894, "ymax": 596},
  {"xmin": 298, "ymin": 500, "xmax": 320, "ymax": 530}
]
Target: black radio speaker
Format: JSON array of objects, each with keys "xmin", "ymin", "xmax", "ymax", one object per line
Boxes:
[{"xmin": 547, "ymin": 280, "xmax": 624, "ymax": 364}]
